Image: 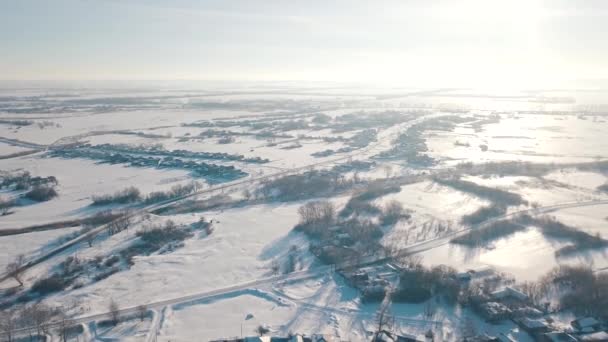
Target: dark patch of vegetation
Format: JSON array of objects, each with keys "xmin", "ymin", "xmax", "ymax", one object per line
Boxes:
[
  {"xmin": 379, "ymin": 200, "xmax": 411, "ymax": 225},
  {"xmin": 31, "ymin": 275, "xmax": 69, "ymax": 295},
  {"xmin": 598, "ymin": 184, "xmax": 608, "ymax": 193},
  {"xmin": 153, "ymin": 194, "xmax": 233, "ymax": 215},
  {"xmin": 393, "ymin": 260, "xmax": 460, "ymax": 304},
  {"xmin": 452, "ymin": 220, "xmax": 525, "ymax": 246},
  {"xmin": 0, "ymin": 119, "xmax": 33, "ymax": 126},
  {"xmin": 339, "ymin": 197, "xmax": 382, "ymax": 218},
  {"xmin": 434, "ymin": 177, "xmax": 526, "ymax": 206},
  {"xmin": 528, "ymin": 265, "xmax": 608, "ymax": 320},
  {"xmin": 461, "ymin": 205, "xmax": 507, "ymax": 225},
  {"xmin": 0, "ymin": 197, "xmax": 16, "ymax": 216},
  {"xmin": 143, "ymin": 181, "xmax": 201, "ymax": 204},
  {"xmin": 355, "ymin": 182, "xmax": 401, "ymax": 201},
  {"xmin": 91, "ymin": 186, "xmax": 141, "ymax": 206},
  {"xmin": 455, "ymin": 161, "xmax": 556, "ymax": 177},
  {"xmin": 257, "ymin": 169, "xmax": 357, "ymax": 201},
  {"xmin": 294, "ymin": 201, "xmax": 336, "ymax": 238},
  {"xmin": 518, "ymin": 215, "xmax": 608, "ymax": 256},
  {"xmin": 24, "ymin": 185, "xmax": 58, "ymax": 202},
  {"xmin": 136, "ymin": 220, "xmax": 194, "ymax": 250},
  {"xmin": 0, "ymin": 171, "xmax": 58, "ymax": 190}
]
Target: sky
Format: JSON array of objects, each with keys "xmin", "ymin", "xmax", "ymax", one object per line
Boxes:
[{"xmin": 1, "ymin": 0, "xmax": 608, "ymax": 87}]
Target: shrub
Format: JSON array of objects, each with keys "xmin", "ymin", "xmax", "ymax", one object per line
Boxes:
[
  {"xmin": 380, "ymin": 200, "xmax": 410, "ymax": 225},
  {"xmin": 25, "ymin": 186, "xmax": 58, "ymax": 202},
  {"xmin": 434, "ymin": 177, "xmax": 526, "ymax": 206},
  {"xmin": 461, "ymin": 205, "xmax": 506, "ymax": 225},
  {"xmin": 451, "ymin": 220, "xmax": 524, "ymax": 246},
  {"xmin": 144, "ymin": 182, "xmax": 200, "ymax": 204},
  {"xmin": 518, "ymin": 215, "xmax": 608, "ymax": 255},
  {"xmin": 355, "ymin": 183, "xmax": 401, "ymax": 201},
  {"xmin": 392, "ymin": 286, "xmax": 432, "ymax": 303},
  {"xmin": 339, "ymin": 197, "xmax": 381, "ymax": 218},
  {"xmin": 91, "ymin": 186, "xmax": 141, "ymax": 205},
  {"xmin": 257, "ymin": 170, "xmax": 347, "ymax": 201},
  {"xmin": 0, "ymin": 197, "xmax": 15, "ymax": 215},
  {"xmin": 31, "ymin": 275, "xmax": 67, "ymax": 294},
  {"xmin": 104, "ymin": 255, "xmax": 120, "ymax": 267},
  {"xmin": 296, "ymin": 201, "xmax": 335, "ymax": 237},
  {"xmin": 136, "ymin": 221, "xmax": 192, "ymax": 250}
]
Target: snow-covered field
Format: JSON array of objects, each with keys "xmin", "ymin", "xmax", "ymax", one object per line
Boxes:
[{"xmin": 2, "ymin": 85, "xmax": 608, "ymax": 341}]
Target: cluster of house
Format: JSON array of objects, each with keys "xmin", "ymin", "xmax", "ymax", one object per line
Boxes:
[
  {"xmin": 49, "ymin": 146, "xmax": 248, "ymax": 180},
  {"xmin": 466, "ymin": 284, "xmax": 607, "ymax": 342}
]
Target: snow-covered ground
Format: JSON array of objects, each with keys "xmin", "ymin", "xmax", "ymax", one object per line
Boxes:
[{"xmin": 2, "ymin": 85, "xmax": 608, "ymax": 341}]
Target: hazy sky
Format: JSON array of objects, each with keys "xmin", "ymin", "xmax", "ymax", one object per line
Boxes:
[{"xmin": 1, "ymin": 0, "xmax": 607, "ymax": 86}]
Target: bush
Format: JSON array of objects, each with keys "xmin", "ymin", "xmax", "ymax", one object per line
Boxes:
[
  {"xmin": 144, "ymin": 182, "xmax": 200, "ymax": 204},
  {"xmin": 104, "ymin": 255, "xmax": 120, "ymax": 267},
  {"xmin": 461, "ymin": 205, "xmax": 506, "ymax": 225},
  {"xmin": 518, "ymin": 215, "xmax": 608, "ymax": 255},
  {"xmin": 25, "ymin": 186, "xmax": 58, "ymax": 202},
  {"xmin": 355, "ymin": 183, "xmax": 401, "ymax": 201},
  {"xmin": 91, "ymin": 186, "xmax": 141, "ymax": 205},
  {"xmin": 296, "ymin": 201, "xmax": 335, "ymax": 237},
  {"xmin": 339, "ymin": 197, "xmax": 381, "ymax": 218},
  {"xmin": 31, "ymin": 275, "xmax": 67, "ymax": 294},
  {"xmin": 434, "ymin": 177, "xmax": 526, "ymax": 206},
  {"xmin": 136, "ymin": 220, "xmax": 192, "ymax": 250},
  {"xmin": 94, "ymin": 267, "xmax": 119, "ymax": 281},
  {"xmin": 380, "ymin": 200, "xmax": 410, "ymax": 225},
  {"xmin": 83, "ymin": 210, "xmax": 124, "ymax": 226},
  {"xmin": 392, "ymin": 286, "xmax": 432, "ymax": 303},
  {"xmin": 452, "ymin": 220, "xmax": 524, "ymax": 246},
  {"xmin": 257, "ymin": 170, "xmax": 348, "ymax": 201},
  {"xmin": 0, "ymin": 197, "xmax": 15, "ymax": 215}
]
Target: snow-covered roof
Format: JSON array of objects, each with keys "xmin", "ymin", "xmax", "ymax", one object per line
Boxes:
[
  {"xmin": 520, "ymin": 318, "xmax": 549, "ymax": 330},
  {"xmin": 491, "ymin": 286, "xmax": 528, "ymax": 301}
]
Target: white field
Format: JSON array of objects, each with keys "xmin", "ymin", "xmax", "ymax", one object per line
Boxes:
[
  {"xmin": 39, "ymin": 202, "xmax": 316, "ymax": 316},
  {"xmin": 0, "ymin": 155, "xmax": 192, "ymax": 229},
  {"xmin": 0, "ymin": 226, "xmax": 81, "ymax": 272},
  {"xmin": 419, "ymin": 227, "xmax": 608, "ymax": 282},
  {"xmin": 426, "ymin": 114, "xmax": 608, "ymax": 165},
  {"xmin": 2, "ymin": 86, "xmax": 608, "ymax": 341}
]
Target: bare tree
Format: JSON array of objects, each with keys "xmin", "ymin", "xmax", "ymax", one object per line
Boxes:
[
  {"xmin": 382, "ymin": 164, "xmax": 393, "ymax": 179},
  {"xmin": 27, "ymin": 302, "xmax": 53, "ymax": 338},
  {"xmin": 372, "ymin": 296, "xmax": 394, "ymax": 342},
  {"xmin": 461, "ymin": 315, "xmax": 477, "ymax": 340},
  {"xmin": 255, "ymin": 325, "xmax": 270, "ymax": 336},
  {"xmin": 109, "ymin": 299, "xmax": 120, "ymax": 325},
  {"xmin": 85, "ymin": 231, "xmax": 95, "ymax": 247},
  {"xmin": 0, "ymin": 197, "xmax": 14, "ymax": 216},
  {"xmin": 136, "ymin": 304, "xmax": 147, "ymax": 322},
  {"xmin": 297, "ymin": 201, "xmax": 335, "ymax": 227},
  {"xmin": 6, "ymin": 254, "xmax": 26, "ymax": 286},
  {"xmin": 57, "ymin": 314, "xmax": 75, "ymax": 342},
  {"xmin": 0, "ymin": 309, "xmax": 17, "ymax": 342},
  {"xmin": 424, "ymin": 301, "xmax": 436, "ymax": 320},
  {"xmin": 107, "ymin": 212, "xmax": 132, "ymax": 235}
]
